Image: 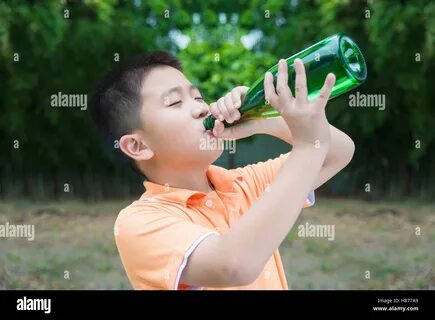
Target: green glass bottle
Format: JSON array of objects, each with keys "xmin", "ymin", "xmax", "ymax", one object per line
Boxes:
[{"xmin": 203, "ymin": 32, "xmax": 367, "ymax": 130}]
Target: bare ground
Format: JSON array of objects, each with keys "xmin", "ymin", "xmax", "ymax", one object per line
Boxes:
[{"xmin": 0, "ymin": 198, "xmax": 433, "ymax": 289}]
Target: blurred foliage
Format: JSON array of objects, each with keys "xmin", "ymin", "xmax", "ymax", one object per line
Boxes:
[{"xmin": 0, "ymin": 0, "xmax": 434, "ymax": 199}]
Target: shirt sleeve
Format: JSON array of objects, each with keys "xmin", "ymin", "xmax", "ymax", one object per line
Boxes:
[
  {"xmin": 231, "ymin": 152, "xmax": 315, "ymax": 208},
  {"xmin": 114, "ymin": 206, "xmax": 218, "ymax": 290}
]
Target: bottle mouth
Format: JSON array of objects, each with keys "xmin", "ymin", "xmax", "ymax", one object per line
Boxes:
[
  {"xmin": 203, "ymin": 115, "xmax": 216, "ymax": 130},
  {"xmin": 339, "ymin": 35, "xmax": 367, "ymax": 82}
]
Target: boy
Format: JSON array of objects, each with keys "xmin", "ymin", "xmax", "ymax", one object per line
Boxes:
[{"xmin": 90, "ymin": 51, "xmax": 355, "ymax": 290}]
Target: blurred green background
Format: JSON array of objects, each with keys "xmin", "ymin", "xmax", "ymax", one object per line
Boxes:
[
  {"xmin": 0, "ymin": 0, "xmax": 433, "ymax": 289},
  {"xmin": 1, "ymin": 0, "xmax": 434, "ymax": 199}
]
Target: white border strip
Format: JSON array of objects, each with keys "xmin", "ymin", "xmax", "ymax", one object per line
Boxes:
[
  {"xmin": 174, "ymin": 231, "xmax": 220, "ymax": 290},
  {"xmin": 306, "ymin": 190, "xmax": 315, "ymax": 206}
]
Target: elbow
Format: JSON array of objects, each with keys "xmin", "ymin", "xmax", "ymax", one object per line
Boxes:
[
  {"xmin": 325, "ymin": 134, "xmax": 355, "ymax": 171},
  {"xmin": 194, "ymin": 235, "xmax": 259, "ymax": 288},
  {"xmin": 343, "ymin": 136, "xmax": 355, "ymax": 166},
  {"xmin": 221, "ymin": 255, "xmax": 258, "ymax": 287},
  {"xmin": 335, "ymin": 135, "xmax": 355, "ymax": 169}
]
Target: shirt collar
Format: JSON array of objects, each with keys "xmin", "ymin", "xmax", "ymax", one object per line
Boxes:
[{"xmin": 141, "ymin": 165, "xmax": 243, "ymax": 207}]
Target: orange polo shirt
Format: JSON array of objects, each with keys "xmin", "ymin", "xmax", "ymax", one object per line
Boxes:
[{"xmin": 114, "ymin": 152, "xmax": 315, "ymax": 290}]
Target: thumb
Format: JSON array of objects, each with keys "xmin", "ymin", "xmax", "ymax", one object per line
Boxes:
[
  {"xmin": 212, "ymin": 120, "xmax": 232, "ymax": 139},
  {"xmin": 212, "ymin": 119, "xmax": 256, "ymax": 140}
]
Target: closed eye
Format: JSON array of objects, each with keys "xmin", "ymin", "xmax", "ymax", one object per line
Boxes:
[
  {"xmin": 168, "ymin": 97, "xmax": 203, "ymax": 107},
  {"xmin": 168, "ymin": 101, "xmax": 182, "ymax": 107}
]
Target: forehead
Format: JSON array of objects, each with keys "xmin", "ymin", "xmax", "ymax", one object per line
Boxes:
[{"xmin": 141, "ymin": 65, "xmax": 192, "ymax": 98}]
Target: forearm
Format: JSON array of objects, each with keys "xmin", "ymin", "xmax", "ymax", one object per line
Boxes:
[
  {"xmin": 257, "ymin": 117, "xmax": 354, "ymax": 167},
  {"xmin": 219, "ymin": 145, "xmax": 328, "ymax": 283}
]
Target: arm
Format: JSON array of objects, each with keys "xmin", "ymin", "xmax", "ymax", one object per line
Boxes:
[
  {"xmin": 181, "ymin": 59, "xmax": 337, "ymax": 287},
  {"xmin": 208, "ymin": 92, "xmax": 354, "ymax": 192},
  {"xmin": 181, "ymin": 146, "xmax": 328, "ymax": 287},
  {"xmin": 256, "ymin": 117, "xmax": 355, "ymax": 190}
]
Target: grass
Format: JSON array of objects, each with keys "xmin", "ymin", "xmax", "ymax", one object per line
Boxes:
[
  {"xmin": 281, "ymin": 198, "xmax": 435, "ymax": 289},
  {"xmin": 0, "ymin": 198, "xmax": 433, "ymax": 289}
]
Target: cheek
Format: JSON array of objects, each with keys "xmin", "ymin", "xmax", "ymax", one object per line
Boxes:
[
  {"xmin": 146, "ymin": 111, "xmax": 222, "ymax": 160},
  {"xmin": 148, "ymin": 119, "xmax": 200, "ymax": 152}
]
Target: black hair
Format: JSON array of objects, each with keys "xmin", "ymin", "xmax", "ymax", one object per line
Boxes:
[{"xmin": 89, "ymin": 51, "xmax": 183, "ymax": 176}]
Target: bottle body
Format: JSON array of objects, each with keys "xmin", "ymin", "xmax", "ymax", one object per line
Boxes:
[{"xmin": 203, "ymin": 33, "xmax": 367, "ymax": 130}]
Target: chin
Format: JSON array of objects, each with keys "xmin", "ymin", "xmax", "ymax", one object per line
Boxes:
[
  {"xmin": 208, "ymin": 148, "xmax": 224, "ymax": 163},
  {"xmin": 194, "ymin": 147, "xmax": 223, "ymax": 164}
]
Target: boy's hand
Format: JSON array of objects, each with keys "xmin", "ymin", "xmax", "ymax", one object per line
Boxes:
[
  {"xmin": 209, "ymin": 86, "xmax": 248, "ymax": 124},
  {"xmin": 264, "ymin": 58, "xmax": 336, "ymax": 149},
  {"xmin": 209, "ymin": 86, "xmax": 263, "ymax": 139}
]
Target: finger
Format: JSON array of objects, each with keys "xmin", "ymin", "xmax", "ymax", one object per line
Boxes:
[
  {"xmin": 212, "ymin": 119, "xmax": 225, "ymax": 137},
  {"xmin": 224, "ymin": 94, "xmax": 240, "ymax": 122},
  {"xmin": 237, "ymin": 86, "xmax": 249, "ymax": 100},
  {"xmin": 294, "ymin": 58, "xmax": 308, "ymax": 105},
  {"xmin": 263, "ymin": 72, "xmax": 279, "ymax": 108},
  {"xmin": 217, "ymin": 97, "xmax": 233, "ymax": 123},
  {"xmin": 231, "ymin": 89, "xmax": 242, "ymax": 109},
  {"xmin": 276, "ymin": 59, "xmax": 293, "ymax": 99},
  {"xmin": 315, "ymin": 73, "xmax": 336, "ymax": 109},
  {"xmin": 209, "ymin": 102, "xmax": 224, "ymax": 122},
  {"xmin": 213, "ymin": 118, "xmax": 255, "ymax": 140}
]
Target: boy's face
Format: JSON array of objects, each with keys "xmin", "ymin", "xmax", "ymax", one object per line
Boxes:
[{"xmin": 137, "ymin": 66, "xmax": 223, "ymax": 169}]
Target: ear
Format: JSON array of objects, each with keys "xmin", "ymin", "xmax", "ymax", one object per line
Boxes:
[{"xmin": 119, "ymin": 133, "xmax": 154, "ymax": 161}]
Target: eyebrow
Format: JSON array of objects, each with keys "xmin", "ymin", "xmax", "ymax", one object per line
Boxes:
[{"xmin": 160, "ymin": 84, "xmax": 199, "ymax": 99}]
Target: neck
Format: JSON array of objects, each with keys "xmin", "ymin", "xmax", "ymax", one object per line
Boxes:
[{"xmin": 143, "ymin": 164, "xmax": 214, "ymax": 193}]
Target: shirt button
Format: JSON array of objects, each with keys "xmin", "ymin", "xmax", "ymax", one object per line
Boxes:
[{"xmin": 205, "ymin": 199, "xmax": 213, "ymax": 208}]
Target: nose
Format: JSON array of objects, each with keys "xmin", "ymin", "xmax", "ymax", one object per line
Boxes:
[{"xmin": 191, "ymin": 101, "xmax": 209, "ymax": 119}]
